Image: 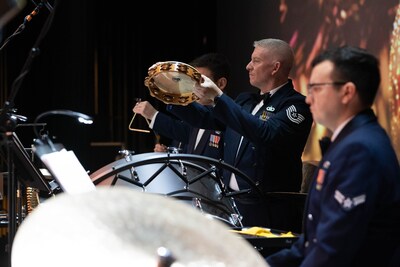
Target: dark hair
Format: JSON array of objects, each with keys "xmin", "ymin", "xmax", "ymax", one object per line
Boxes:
[
  {"xmin": 189, "ymin": 53, "xmax": 231, "ymax": 82},
  {"xmin": 311, "ymin": 46, "xmax": 380, "ymax": 107}
]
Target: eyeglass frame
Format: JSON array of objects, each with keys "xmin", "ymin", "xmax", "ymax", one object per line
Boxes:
[{"xmin": 306, "ymin": 81, "xmax": 348, "ymax": 95}]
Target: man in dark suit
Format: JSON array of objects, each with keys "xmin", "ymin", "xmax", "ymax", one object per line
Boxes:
[
  {"xmin": 165, "ymin": 38, "xmax": 313, "ymax": 229},
  {"xmin": 133, "ymin": 53, "xmax": 229, "ymax": 160},
  {"xmin": 266, "ymin": 46, "xmax": 400, "ymax": 266}
]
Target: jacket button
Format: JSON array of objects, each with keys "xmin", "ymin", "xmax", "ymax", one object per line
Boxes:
[
  {"xmin": 304, "ymin": 241, "xmax": 309, "ymax": 248},
  {"xmin": 308, "ymin": 214, "xmax": 313, "ymax": 221}
]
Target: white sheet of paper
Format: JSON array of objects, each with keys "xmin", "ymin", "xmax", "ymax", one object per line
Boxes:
[{"xmin": 40, "ymin": 149, "xmax": 96, "ymax": 194}]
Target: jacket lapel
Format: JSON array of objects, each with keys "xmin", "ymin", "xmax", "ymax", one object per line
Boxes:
[
  {"xmin": 194, "ymin": 129, "xmax": 211, "ymax": 154},
  {"xmin": 186, "ymin": 128, "xmax": 199, "ymax": 154}
]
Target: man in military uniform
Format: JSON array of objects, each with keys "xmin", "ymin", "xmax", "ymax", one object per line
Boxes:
[
  {"xmin": 266, "ymin": 46, "xmax": 400, "ymax": 266},
  {"xmin": 166, "ymin": 38, "xmax": 313, "ymax": 229}
]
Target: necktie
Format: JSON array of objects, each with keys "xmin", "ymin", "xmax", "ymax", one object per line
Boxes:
[
  {"xmin": 252, "ymin": 93, "xmax": 271, "ymax": 112},
  {"xmin": 256, "ymin": 93, "xmax": 271, "ymax": 104},
  {"xmin": 262, "ymin": 93, "xmax": 271, "ymax": 104},
  {"xmin": 319, "ymin": 136, "xmax": 331, "ymax": 156}
]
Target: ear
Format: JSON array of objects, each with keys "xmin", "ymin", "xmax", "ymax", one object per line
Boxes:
[
  {"xmin": 341, "ymin": 82, "xmax": 357, "ymax": 104},
  {"xmin": 216, "ymin": 77, "xmax": 228, "ymax": 91},
  {"xmin": 271, "ymin": 61, "xmax": 281, "ymax": 75}
]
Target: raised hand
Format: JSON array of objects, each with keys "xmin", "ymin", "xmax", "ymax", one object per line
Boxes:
[{"xmin": 193, "ymin": 74, "xmax": 223, "ymax": 106}]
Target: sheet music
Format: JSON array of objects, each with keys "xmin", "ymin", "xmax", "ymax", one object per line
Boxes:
[{"xmin": 40, "ymin": 149, "xmax": 96, "ymax": 194}]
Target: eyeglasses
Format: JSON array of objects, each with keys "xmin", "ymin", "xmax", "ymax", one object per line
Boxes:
[{"xmin": 307, "ymin": 82, "xmax": 347, "ymax": 95}]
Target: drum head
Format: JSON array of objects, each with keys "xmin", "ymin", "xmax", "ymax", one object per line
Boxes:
[
  {"xmin": 144, "ymin": 61, "xmax": 201, "ymax": 105},
  {"xmin": 90, "ymin": 152, "xmax": 243, "ymax": 227}
]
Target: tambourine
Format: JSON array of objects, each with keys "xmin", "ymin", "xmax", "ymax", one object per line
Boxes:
[{"xmin": 144, "ymin": 61, "xmax": 202, "ymax": 105}]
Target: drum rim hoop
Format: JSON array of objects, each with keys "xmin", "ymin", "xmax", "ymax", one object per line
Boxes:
[{"xmin": 144, "ymin": 61, "xmax": 201, "ymax": 105}]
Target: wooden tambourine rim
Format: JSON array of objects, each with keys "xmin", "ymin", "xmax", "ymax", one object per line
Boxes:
[{"xmin": 144, "ymin": 61, "xmax": 201, "ymax": 105}]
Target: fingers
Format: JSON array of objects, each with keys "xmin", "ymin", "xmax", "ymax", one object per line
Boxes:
[
  {"xmin": 133, "ymin": 101, "xmax": 145, "ymax": 114},
  {"xmin": 132, "ymin": 101, "xmax": 157, "ymax": 119},
  {"xmin": 192, "ymin": 75, "xmax": 223, "ymax": 106},
  {"xmin": 193, "ymin": 86, "xmax": 205, "ymax": 98},
  {"xmin": 200, "ymin": 75, "xmax": 217, "ymax": 88},
  {"xmin": 154, "ymin": 143, "xmax": 167, "ymax": 152},
  {"xmin": 133, "ymin": 100, "xmax": 147, "ymax": 108}
]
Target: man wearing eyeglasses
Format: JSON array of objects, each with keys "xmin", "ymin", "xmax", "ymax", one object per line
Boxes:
[{"xmin": 266, "ymin": 46, "xmax": 400, "ymax": 266}]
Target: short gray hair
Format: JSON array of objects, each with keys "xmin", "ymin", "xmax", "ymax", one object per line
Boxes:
[{"xmin": 253, "ymin": 38, "xmax": 294, "ymax": 74}]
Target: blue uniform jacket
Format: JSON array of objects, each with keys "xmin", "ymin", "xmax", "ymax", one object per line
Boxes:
[
  {"xmin": 153, "ymin": 112, "xmax": 224, "ymax": 160},
  {"xmin": 167, "ymin": 80, "xmax": 312, "ymax": 194},
  {"xmin": 266, "ymin": 109, "xmax": 400, "ymax": 266}
]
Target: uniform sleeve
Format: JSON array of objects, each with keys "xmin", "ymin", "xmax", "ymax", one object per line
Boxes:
[
  {"xmin": 265, "ymin": 234, "xmax": 305, "ymax": 267},
  {"xmin": 152, "ymin": 112, "xmax": 191, "ymax": 144},
  {"xmin": 213, "ymin": 94, "xmax": 312, "ymax": 145},
  {"xmin": 167, "ymin": 102, "xmax": 226, "ymax": 131}
]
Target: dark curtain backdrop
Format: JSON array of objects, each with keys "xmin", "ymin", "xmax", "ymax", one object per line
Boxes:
[
  {"xmin": 0, "ymin": 0, "xmax": 217, "ymax": 172},
  {"xmin": 216, "ymin": 1, "xmax": 281, "ymax": 99}
]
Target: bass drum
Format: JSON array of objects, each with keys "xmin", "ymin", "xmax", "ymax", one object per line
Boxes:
[{"xmin": 90, "ymin": 152, "xmax": 243, "ymax": 228}]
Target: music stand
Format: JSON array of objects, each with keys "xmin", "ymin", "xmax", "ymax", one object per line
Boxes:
[
  {"xmin": 9, "ymin": 132, "xmax": 54, "ymax": 192},
  {"xmin": 1, "ymin": 127, "xmax": 55, "ymax": 260}
]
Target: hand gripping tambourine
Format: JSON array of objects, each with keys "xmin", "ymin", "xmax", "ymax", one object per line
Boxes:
[{"xmin": 144, "ymin": 61, "xmax": 202, "ymax": 105}]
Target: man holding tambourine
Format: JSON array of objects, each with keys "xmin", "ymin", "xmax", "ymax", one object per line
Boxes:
[
  {"xmin": 133, "ymin": 53, "xmax": 230, "ymax": 161},
  {"xmin": 138, "ymin": 39, "xmax": 312, "ymax": 230},
  {"xmin": 156, "ymin": 39, "xmax": 313, "ymax": 230}
]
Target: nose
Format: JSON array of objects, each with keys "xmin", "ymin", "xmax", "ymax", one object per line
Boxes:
[
  {"xmin": 246, "ymin": 61, "xmax": 252, "ymax": 71},
  {"xmin": 305, "ymin": 93, "xmax": 312, "ymax": 105}
]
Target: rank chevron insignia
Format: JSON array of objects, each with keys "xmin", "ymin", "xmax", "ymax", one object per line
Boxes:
[{"xmin": 286, "ymin": 105, "xmax": 305, "ymax": 124}]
